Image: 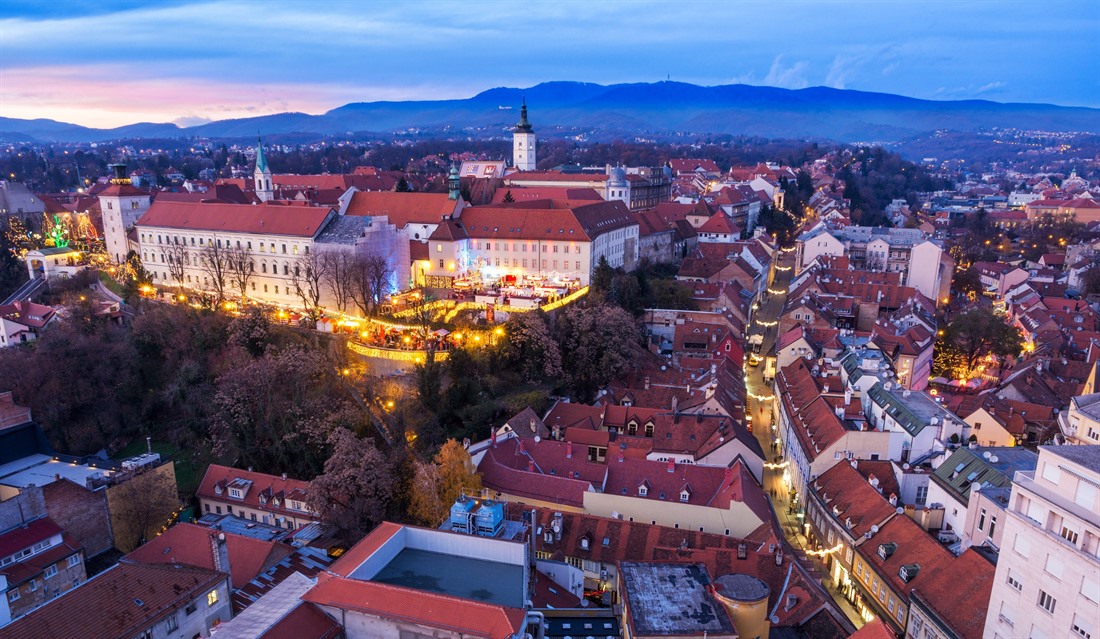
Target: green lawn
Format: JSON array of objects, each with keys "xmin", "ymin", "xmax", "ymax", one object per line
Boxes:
[
  {"xmin": 115, "ymin": 439, "xmax": 202, "ymax": 496},
  {"xmin": 99, "ymin": 271, "xmax": 124, "ymax": 296}
]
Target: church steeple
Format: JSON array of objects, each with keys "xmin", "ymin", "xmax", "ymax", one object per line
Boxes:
[
  {"xmin": 514, "ymin": 97, "xmax": 533, "ymax": 134},
  {"xmin": 254, "ymin": 136, "xmax": 273, "ymax": 202},
  {"xmin": 512, "ymin": 98, "xmax": 537, "ymax": 171}
]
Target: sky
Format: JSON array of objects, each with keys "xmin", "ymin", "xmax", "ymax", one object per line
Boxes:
[{"xmin": 2, "ymin": 0, "xmax": 1098, "ymax": 129}]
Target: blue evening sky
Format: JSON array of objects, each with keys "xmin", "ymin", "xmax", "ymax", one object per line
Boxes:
[{"xmin": 1, "ymin": 0, "xmax": 1097, "ymax": 128}]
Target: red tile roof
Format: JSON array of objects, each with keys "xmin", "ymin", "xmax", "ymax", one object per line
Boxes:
[
  {"xmin": 506, "ymin": 171, "xmax": 609, "ymax": 184},
  {"xmin": 196, "ymin": 464, "xmax": 317, "ymax": 523},
  {"xmin": 328, "ymin": 521, "xmax": 402, "ymax": 577},
  {"xmin": 907, "ymin": 548, "xmax": 995, "ymax": 639},
  {"xmin": 125, "ymin": 522, "xmax": 293, "ymax": 589},
  {"xmin": 303, "ymin": 572, "xmax": 527, "ymax": 639},
  {"xmin": 0, "ymin": 300, "xmax": 56, "ymax": 330},
  {"xmin": 848, "ymin": 617, "xmax": 897, "ymax": 639},
  {"xmin": 137, "ymin": 201, "xmax": 333, "ymax": 237},
  {"xmin": 343, "ymin": 191, "xmax": 461, "ymax": 227},
  {"xmin": 811, "ymin": 462, "xmax": 898, "ymax": 539},
  {"xmin": 3, "ymin": 562, "xmax": 227, "ymax": 639},
  {"xmin": 458, "ymin": 199, "xmax": 635, "ymax": 241},
  {"xmin": 492, "ymin": 186, "xmax": 602, "ymax": 203},
  {"xmin": 0, "ymin": 517, "xmax": 62, "ymax": 558},
  {"xmin": 259, "ymin": 602, "xmax": 342, "ymax": 639}
]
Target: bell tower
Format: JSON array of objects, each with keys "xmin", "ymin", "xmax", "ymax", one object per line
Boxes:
[
  {"xmin": 253, "ymin": 137, "xmax": 273, "ymax": 202},
  {"xmin": 512, "ymin": 98, "xmax": 536, "ymax": 171}
]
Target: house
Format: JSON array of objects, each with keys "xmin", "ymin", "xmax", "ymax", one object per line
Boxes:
[
  {"xmin": 1, "ymin": 562, "xmax": 231, "ymax": 639},
  {"xmin": 125, "ymin": 522, "xmax": 294, "ymax": 590},
  {"xmin": 0, "ymin": 516, "xmax": 85, "ymax": 626},
  {"xmin": 198, "ymin": 572, "xmax": 340, "ymax": 639},
  {"xmin": 0, "ymin": 301, "xmax": 57, "ymax": 348},
  {"xmin": 196, "ymin": 465, "xmax": 319, "ymax": 531},
  {"xmin": 1057, "ymin": 391, "xmax": 1100, "ymax": 445}
]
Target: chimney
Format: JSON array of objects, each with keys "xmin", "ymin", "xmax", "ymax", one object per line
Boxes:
[
  {"xmin": 667, "ymin": 459, "xmax": 676, "ymax": 473},
  {"xmin": 281, "ymin": 473, "xmax": 287, "ymax": 481},
  {"xmin": 552, "ymin": 424, "xmax": 561, "ymax": 440},
  {"xmin": 566, "ymin": 442, "xmax": 573, "ymax": 459},
  {"xmin": 644, "ymin": 376, "xmax": 651, "ymax": 390},
  {"xmin": 889, "ymin": 493, "xmax": 898, "ymax": 506},
  {"xmin": 552, "ymin": 512, "xmax": 563, "ymax": 541},
  {"xmin": 844, "ymin": 387, "xmax": 852, "ymax": 406},
  {"xmin": 528, "ymin": 460, "xmax": 535, "ymax": 473},
  {"xmin": 518, "ymin": 440, "xmax": 526, "ymax": 455},
  {"xmin": 210, "ymin": 531, "xmax": 230, "ymax": 577},
  {"xmin": 618, "ymin": 450, "xmax": 624, "ymax": 463},
  {"xmin": 529, "ymin": 418, "xmax": 537, "ymax": 433},
  {"xmin": 146, "ymin": 436, "xmax": 152, "ymax": 454},
  {"xmin": 671, "ymin": 396, "xmax": 679, "ymax": 414}
]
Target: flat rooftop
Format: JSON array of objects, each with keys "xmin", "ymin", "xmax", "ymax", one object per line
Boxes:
[
  {"xmin": 0, "ymin": 453, "xmax": 112, "ymax": 489},
  {"xmin": 620, "ymin": 562, "xmax": 734, "ymax": 636},
  {"xmin": 369, "ymin": 547, "xmax": 525, "ymax": 608}
]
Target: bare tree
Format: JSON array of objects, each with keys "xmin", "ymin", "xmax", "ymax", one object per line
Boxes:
[
  {"xmin": 226, "ymin": 244, "xmax": 254, "ymax": 300},
  {"xmin": 322, "ymin": 250, "xmax": 356, "ymax": 313},
  {"xmin": 165, "ymin": 241, "xmax": 189, "ymax": 288},
  {"xmin": 350, "ymin": 254, "xmax": 394, "ymax": 317},
  {"xmin": 199, "ymin": 238, "xmax": 231, "ymax": 303},
  {"xmin": 292, "ymin": 249, "xmax": 329, "ymax": 315}
]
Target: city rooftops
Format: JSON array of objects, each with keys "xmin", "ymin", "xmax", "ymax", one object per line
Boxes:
[
  {"xmin": 618, "ymin": 561, "xmax": 734, "ymax": 636},
  {"xmin": 867, "ymin": 383, "xmax": 960, "ymax": 437},
  {"xmin": 0, "ymin": 453, "xmax": 112, "ymax": 491},
  {"xmin": 930, "ymin": 446, "xmax": 1037, "ymax": 503}
]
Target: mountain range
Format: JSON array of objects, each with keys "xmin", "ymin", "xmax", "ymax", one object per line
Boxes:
[{"xmin": 2, "ymin": 81, "xmax": 1098, "ymax": 144}]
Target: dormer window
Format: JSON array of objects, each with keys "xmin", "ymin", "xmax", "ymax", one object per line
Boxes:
[
  {"xmin": 214, "ymin": 485, "xmax": 223, "ymax": 495},
  {"xmin": 878, "ymin": 542, "xmax": 897, "ymax": 560},
  {"xmin": 258, "ymin": 493, "xmax": 268, "ymax": 505},
  {"xmin": 644, "ymin": 422, "xmax": 655, "ymax": 437},
  {"xmin": 638, "ymin": 484, "xmax": 648, "ymax": 497},
  {"xmin": 627, "ymin": 420, "xmax": 638, "ymax": 436},
  {"xmin": 228, "ymin": 488, "xmax": 243, "ymax": 499},
  {"xmin": 680, "ymin": 491, "xmax": 690, "ymax": 502},
  {"xmin": 898, "ymin": 564, "xmax": 920, "ymax": 583}
]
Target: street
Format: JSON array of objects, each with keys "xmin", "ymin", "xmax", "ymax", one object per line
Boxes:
[{"xmin": 744, "ymin": 247, "xmax": 865, "ymax": 628}]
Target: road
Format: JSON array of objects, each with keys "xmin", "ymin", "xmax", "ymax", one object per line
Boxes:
[{"xmin": 744, "ymin": 247, "xmax": 865, "ymax": 629}]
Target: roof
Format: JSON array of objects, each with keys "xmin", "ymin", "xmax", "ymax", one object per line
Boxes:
[
  {"xmin": 2, "ymin": 562, "xmax": 227, "ymax": 639},
  {"xmin": 207, "ymin": 571, "xmax": 340, "ymax": 639},
  {"xmin": 491, "ymin": 186, "xmax": 602, "ymax": 203},
  {"xmin": 196, "ymin": 464, "xmax": 316, "ymax": 523},
  {"xmin": 303, "ymin": 572, "xmax": 526, "ymax": 639},
  {"xmin": 619, "ymin": 562, "xmax": 734, "ymax": 636},
  {"xmin": 812, "ymin": 462, "xmax": 898, "ymax": 539},
  {"xmin": 259, "ymin": 601, "xmax": 342, "ymax": 639},
  {"xmin": 342, "ymin": 191, "xmax": 460, "ymax": 227},
  {"xmin": 848, "ymin": 617, "xmax": 898, "ymax": 639},
  {"xmin": 0, "ymin": 533, "xmax": 82, "ymax": 587},
  {"xmin": 0, "ymin": 300, "xmax": 56, "ymax": 330},
  {"xmin": 906, "ymin": 548, "xmax": 995, "ymax": 639},
  {"xmin": 456, "ymin": 199, "xmax": 636, "ymax": 242},
  {"xmin": 137, "ymin": 201, "xmax": 333, "ymax": 238},
  {"xmin": 125, "ymin": 522, "xmax": 294, "ymax": 589},
  {"xmin": 0, "ymin": 517, "xmax": 62, "ymax": 559},
  {"xmin": 1042, "ymin": 444, "xmax": 1100, "ymax": 473}
]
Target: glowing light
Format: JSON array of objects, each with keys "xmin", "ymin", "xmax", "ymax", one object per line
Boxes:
[
  {"xmin": 805, "ymin": 543, "xmax": 844, "ymax": 557},
  {"xmin": 764, "ymin": 461, "xmax": 789, "ymax": 469}
]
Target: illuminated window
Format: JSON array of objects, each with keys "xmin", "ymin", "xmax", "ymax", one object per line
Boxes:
[{"xmin": 207, "ymin": 589, "xmax": 219, "ymax": 606}]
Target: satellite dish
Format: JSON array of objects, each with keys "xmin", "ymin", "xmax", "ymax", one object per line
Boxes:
[
  {"xmin": 902, "ymin": 463, "xmax": 911, "ymax": 470},
  {"xmin": 610, "ymin": 511, "xmax": 620, "ymax": 519},
  {"xmin": 896, "ymin": 507, "xmax": 905, "ymax": 514},
  {"xmin": 870, "ymin": 524, "xmax": 880, "ymax": 534},
  {"xmin": 533, "ymin": 436, "xmax": 541, "ymax": 443}
]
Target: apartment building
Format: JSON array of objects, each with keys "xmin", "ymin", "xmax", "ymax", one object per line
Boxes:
[{"xmin": 983, "ymin": 446, "xmax": 1100, "ymax": 639}]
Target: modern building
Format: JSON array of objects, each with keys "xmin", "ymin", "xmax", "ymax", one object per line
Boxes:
[{"xmin": 983, "ymin": 446, "xmax": 1100, "ymax": 639}]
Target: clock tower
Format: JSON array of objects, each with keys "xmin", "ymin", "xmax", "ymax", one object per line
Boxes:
[{"xmin": 512, "ymin": 99, "xmax": 536, "ymax": 171}]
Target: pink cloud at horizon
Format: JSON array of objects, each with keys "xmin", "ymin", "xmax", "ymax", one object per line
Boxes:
[{"xmin": 0, "ymin": 65, "xmax": 418, "ymax": 129}]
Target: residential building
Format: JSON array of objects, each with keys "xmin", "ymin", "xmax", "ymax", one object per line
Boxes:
[
  {"xmin": 505, "ymin": 166, "xmax": 672, "ymax": 212},
  {"xmin": 0, "ymin": 516, "xmax": 85, "ymax": 625},
  {"xmin": 1058, "ymin": 391, "xmax": 1100, "ymax": 445},
  {"xmin": 0, "ymin": 181, "xmax": 45, "ymax": 227},
  {"xmin": 0, "ymin": 300, "xmax": 57, "ymax": 348},
  {"xmin": 926, "ymin": 445, "xmax": 1037, "ymax": 550},
  {"xmin": 795, "ymin": 223, "xmax": 951, "ymax": 303},
  {"xmin": 983, "ymin": 446, "xmax": 1100, "ymax": 639},
  {"xmin": 1, "ymin": 562, "xmax": 231, "ymax": 639},
  {"xmin": 196, "ymin": 465, "xmax": 319, "ymax": 531}
]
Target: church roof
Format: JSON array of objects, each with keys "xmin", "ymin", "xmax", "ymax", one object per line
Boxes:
[{"xmin": 255, "ymin": 138, "xmax": 270, "ymax": 174}]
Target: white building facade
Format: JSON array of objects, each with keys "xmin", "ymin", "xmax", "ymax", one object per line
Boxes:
[{"xmin": 983, "ymin": 446, "xmax": 1100, "ymax": 639}]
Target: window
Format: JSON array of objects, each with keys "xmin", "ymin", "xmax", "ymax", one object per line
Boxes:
[
  {"xmin": 44, "ymin": 565, "xmax": 57, "ymax": 579},
  {"xmin": 207, "ymin": 589, "xmax": 220, "ymax": 606},
  {"xmin": 165, "ymin": 614, "xmax": 179, "ymax": 632},
  {"xmin": 28, "ymin": 580, "xmax": 36, "ymax": 592},
  {"xmin": 1045, "ymin": 555, "xmax": 1063, "ymax": 579},
  {"xmin": 896, "ymin": 605, "xmax": 904, "ymax": 622},
  {"xmin": 67, "ymin": 554, "xmax": 80, "ymax": 568},
  {"xmin": 1076, "ymin": 481, "xmax": 1097, "ymax": 508},
  {"xmin": 1072, "ymin": 613, "xmax": 1093, "ymax": 638},
  {"xmin": 1014, "ymin": 534, "xmax": 1030, "ymax": 557},
  {"xmin": 979, "ymin": 508, "xmax": 987, "ymax": 531},
  {"xmin": 1037, "ymin": 589, "xmax": 1056, "ymax": 614},
  {"xmin": 916, "ymin": 486, "xmax": 927, "ymax": 504},
  {"xmin": 1007, "ymin": 570, "xmax": 1023, "ymax": 591},
  {"xmin": 989, "ymin": 515, "xmax": 997, "ymax": 537},
  {"xmin": 8, "ymin": 590, "xmax": 18, "ymax": 602},
  {"xmin": 439, "ymin": 259, "xmax": 444, "ymax": 268},
  {"xmin": 1061, "ymin": 526, "xmax": 1079, "ymax": 545},
  {"xmin": 1041, "ymin": 462, "xmax": 1061, "ymax": 484}
]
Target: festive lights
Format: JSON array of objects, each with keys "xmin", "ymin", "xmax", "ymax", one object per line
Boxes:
[{"xmin": 805, "ymin": 543, "xmax": 844, "ymax": 557}]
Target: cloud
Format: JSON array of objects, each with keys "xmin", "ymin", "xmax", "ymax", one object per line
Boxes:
[
  {"xmin": 932, "ymin": 81, "xmax": 1010, "ymax": 100},
  {"xmin": 172, "ymin": 115, "xmax": 213, "ymax": 127},
  {"xmin": 825, "ymin": 46, "xmax": 900, "ymax": 89},
  {"xmin": 762, "ymin": 56, "xmax": 809, "ymax": 89}
]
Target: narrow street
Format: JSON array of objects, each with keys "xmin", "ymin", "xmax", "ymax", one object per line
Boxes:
[{"xmin": 744, "ymin": 247, "xmax": 865, "ymax": 628}]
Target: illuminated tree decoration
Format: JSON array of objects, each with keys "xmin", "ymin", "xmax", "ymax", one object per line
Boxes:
[{"xmin": 47, "ymin": 214, "xmax": 70, "ymax": 248}]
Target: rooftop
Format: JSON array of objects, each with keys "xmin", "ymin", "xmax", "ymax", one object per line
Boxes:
[
  {"xmin": 368, "ymin": 547, "xmax": 525, "ymax": 607},
  {"xmin": 1042, "ymin": 444, "xmax": 1100, "ymax": 474},
  {"xmin": 619, "ymin": 561, "xmax": 734, "ymax": 636},
  {"xmin": 0, "ymin": 453, "xmax": 112, "ymax": 490}
]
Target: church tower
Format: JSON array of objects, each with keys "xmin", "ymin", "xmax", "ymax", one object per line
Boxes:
[
  {"xmin": 512, "ymin": 99, "xmax": 536, "ymax": 171},
  {"xmin": 253, "ymin": 137, "xmax": 273, "ymax": 202}
]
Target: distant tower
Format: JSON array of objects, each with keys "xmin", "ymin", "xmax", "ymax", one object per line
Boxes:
[
  {"xmin": 448, "ymin": 165, "xmax": 461, "ymax": 200},
  {"xmin": 512, "ymin": 98, "xmax": 536, "ymax": 171},
  {"xmin": 253, "ymin": 137, "xmax": 273, "ymax": 202},
  {"xmin": 98, "ymin": 163, "xmax": 151, "ymax": 264}
]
